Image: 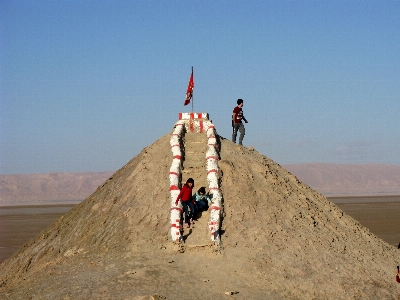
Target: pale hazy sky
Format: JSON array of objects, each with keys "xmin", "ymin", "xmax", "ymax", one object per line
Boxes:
[{"xmin": 1, "ymin": 1, "xmax": 399, "ymax": 174}]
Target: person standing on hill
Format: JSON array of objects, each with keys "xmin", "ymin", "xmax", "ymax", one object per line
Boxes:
[
  {"xmin": 232, "ymin": 98, "xmax": 248, "ymax": 145},
  {"xmin": 175, "ymin": 178, "xmax": 196, "ymax": 228}
]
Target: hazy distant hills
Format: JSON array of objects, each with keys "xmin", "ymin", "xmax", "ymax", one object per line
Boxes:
[
  {"xmin": 0, "ymin": 171, "xmax": 114, "ymax": 206},
  {"xmin": 284, "ymin": 163, "xmax": 400, "ymax": 197},
  {"xmin": 1, "ymin": 163, "xmax": 400, "ymax": 205}
]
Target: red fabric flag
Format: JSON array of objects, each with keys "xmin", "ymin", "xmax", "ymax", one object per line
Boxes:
[{"xmin": 184, "ymin": 68, "xmax": 194, "ymax": 106}]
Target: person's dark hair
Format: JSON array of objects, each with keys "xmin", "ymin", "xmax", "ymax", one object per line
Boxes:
[
  {"xmin": 198, "ymin": 187, "xmax": 206, "ymax": 194},
  {"xmin": 186, "ymin": 178, "xmax": 194, "ymax": 186},
  {"xmin": 237, "ymin": 99, "xmax": 243, "ymax": 105}
]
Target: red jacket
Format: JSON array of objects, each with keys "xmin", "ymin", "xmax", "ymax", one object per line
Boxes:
[{"xmin": 176, "ymin": 184, "xmax": 193, "ymax": 204}]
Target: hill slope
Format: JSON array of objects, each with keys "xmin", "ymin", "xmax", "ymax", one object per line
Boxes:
[{"xmin": 0, "ymin": 133, "xmax": 399, "ymax": 299}]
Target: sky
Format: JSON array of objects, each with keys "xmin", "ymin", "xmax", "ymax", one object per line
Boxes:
[{"xmin": 1, "ymin": 0, "xmax": 399, "ymax": 174}]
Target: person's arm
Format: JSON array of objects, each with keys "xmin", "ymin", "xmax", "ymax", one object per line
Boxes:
[
  {"xmin": 232, "ymin": 106, "xmax": 239, "ymax": 125},
  {"xmin": 175, "ymin": 186, "xmax": 185, "ymax": 205},
  {"xmin": 192, "ymin": 192, "xmax": 198, "ymax": 204},
  {"xmin": 206, "ymin": 193, "xmax": 212, "ymax": 203}
]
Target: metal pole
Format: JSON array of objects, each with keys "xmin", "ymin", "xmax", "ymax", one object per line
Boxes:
[{"xmin": 191, "ymin": 66, "xmax": 194, "ymax": 112}]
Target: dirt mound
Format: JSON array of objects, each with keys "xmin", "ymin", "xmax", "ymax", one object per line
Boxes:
[{"xmin": 1, "ymin": 133, "xmax": 399, "ymax": 299}]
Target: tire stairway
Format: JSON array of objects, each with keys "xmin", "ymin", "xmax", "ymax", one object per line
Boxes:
[{"xmin": 169, "ymin": 113, "xmax": 222, "ymax": 245}]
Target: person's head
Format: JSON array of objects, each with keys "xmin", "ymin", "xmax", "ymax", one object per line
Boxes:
[
  {"xmin": 198, "ymin": 187, "xmax": 206, "ymax": 195},
  {"xmin": 186, "ymin": 178, "xmax": 194, "ymax": 187},
  {"xmin": 237, "ymin": 99, "xmax": 243, "ymax": 107}
]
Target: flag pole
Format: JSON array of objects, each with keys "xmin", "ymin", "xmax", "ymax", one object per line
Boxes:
[{"xmin": 191, "ymin": 66, "xmax": 194, "ymax": 112}]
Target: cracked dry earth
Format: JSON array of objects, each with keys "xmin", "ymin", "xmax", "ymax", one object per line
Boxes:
[{"xmin": 1, "ymin": 132, "xmax": 400, "ymax": 299}]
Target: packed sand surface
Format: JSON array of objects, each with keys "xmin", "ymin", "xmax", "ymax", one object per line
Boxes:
[{"xmin": 1, "ymin": 130, "xmax": 400, "ymax": 299}]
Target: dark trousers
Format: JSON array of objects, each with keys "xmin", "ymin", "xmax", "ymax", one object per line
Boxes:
[
  {"xmin": 232, "ymin": 123, "xmax": 245, "ymax": 145},
  {"xmin": 195, "ymin": 200, "xmax": 208, "ymax": 212},
  {"xmin": 182, "ymin": 200, "xmax": 195, "ymax": 224}
]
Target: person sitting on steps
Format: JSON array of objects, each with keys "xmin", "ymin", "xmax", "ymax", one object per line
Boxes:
[
  {"xmin": 192, "ymin": 187, "xmax": 212, "ymax": 215},
  {"xmin": 397, "ymin": 266, "xmax": 400, "ymax": 283},
  {"xmin": 175, "ymin": 178, "xmax": 196, "ymax": 228}
]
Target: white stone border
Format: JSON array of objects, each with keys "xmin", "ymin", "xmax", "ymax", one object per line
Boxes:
[
  {"xmin": 178, "ymin": 112, "xmax": 209, "ymax": 120},
  {"xmin": 205, "ymin": 122, "xmax": 222, "ymax": 244},
  {"xmin": 184, "ymin": 119, "xmax": 208, "ymax": 134},
  {"xmin": 169, "ymin": 116, "xmax": 222, "ymax": 244},
  {"xmin": 169, "ymin": 120, "xmax": 185, "ymax": 242}
]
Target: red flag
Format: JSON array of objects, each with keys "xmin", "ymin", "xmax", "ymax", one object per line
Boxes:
[{"xmin": 184, "ymin": 68, "xmax": 194, "ymax": 106}]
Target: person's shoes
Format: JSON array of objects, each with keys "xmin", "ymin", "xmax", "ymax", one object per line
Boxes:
[
  {"xmin": 185, "ymin": 224, "xmax": 190, "ymax": 228},
  {"xmin": 190, "ymin": 219, "xmax": 194, "ymax": 224}
]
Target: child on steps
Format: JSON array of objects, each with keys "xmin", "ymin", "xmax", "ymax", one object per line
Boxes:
[
  {"xmin": 192, "ymin": 187, "xmax": 212, "ymax": 214},
  {"xmin": 175, "ymin": 178, "xmax": 196, "ymax": 228}
]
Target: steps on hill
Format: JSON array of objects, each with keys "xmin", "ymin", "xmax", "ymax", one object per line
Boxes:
[
  {"xmin": 181, "ymin": 133, "xmax": 207, "ymax": 186},
  {"xmin": 183, "ymin": 210, "xmax": 211, "ymax": 247},
  {"xmin": 169, "ymin": 113, "xmax": 222, "ymax": 245},
  {"xmin": 181, "ymin": 132, "xmax": 212, "ymax": 246}
]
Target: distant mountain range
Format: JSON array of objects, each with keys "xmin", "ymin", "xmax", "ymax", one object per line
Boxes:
[
  {"xmin": 284, "ymin": 163, "xmax": 400, "ymax": 197},
  {"xmin": 0, "ymin": 171, "xmax": 114, "ymax": 206},
  {"xmin": 1, "ymin": 163, "xmax": 400, "ymax": 205}
]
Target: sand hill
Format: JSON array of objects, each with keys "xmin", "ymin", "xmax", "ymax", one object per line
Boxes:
[{"xmin": 1, "ymin": 119, "xmax": 400, "ymax": 299}]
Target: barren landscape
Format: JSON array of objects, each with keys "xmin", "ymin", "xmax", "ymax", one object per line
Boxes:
[
  {"xmin": 0, "ymin": 172, "xmax": 114, "ymax": 206},
  {"xmin": 1, "ymin": 131, "xmax": 400, "ymax": 299},
  {"xmin": 2, "ymin": 163, "xmax": 400, "ymax": 207},
  {"xmin": 284, "ymin": 163, "xmax": 400, "ymax": 197}
]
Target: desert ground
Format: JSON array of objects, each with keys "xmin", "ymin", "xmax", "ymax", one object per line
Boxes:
[
  {"xmin": 0, "ymin": 205, "xmax": 75, "ymax": 264},
  {"xmin": 1, "ymin": 198, "xmax": 399, "ymax": 266},
  {"xmin": 1, "ymin": 129, "xmax": 400, "ymax": 299}
]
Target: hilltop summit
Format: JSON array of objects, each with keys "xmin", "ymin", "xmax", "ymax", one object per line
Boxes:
[{"xmin": 1, "ymin": 118, "xmax": 399, "ymax": 299}]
